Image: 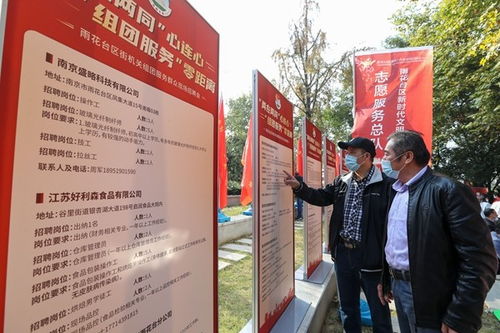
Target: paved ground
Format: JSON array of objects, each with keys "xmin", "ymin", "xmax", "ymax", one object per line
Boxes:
[
  {"xmin": 486, "ymin": 276, "xmax": 500, "ymax": 310},
  {"xmin": 217, "ymin": 237, "xmax": 253, "ymax": 271},
  {"xmin": 385, "ymin": 276, "xmax": 500, "ymax": 332}
]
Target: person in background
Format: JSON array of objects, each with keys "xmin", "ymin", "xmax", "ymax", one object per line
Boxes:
[
  {"xmin": 484, "ymin": 208, "xmax": 498, "ymax": 232},
  {"xmin": 479, "ymin": 194, "xmax": 492, "ymax": 218},
  {"xmin": 491, "ymin": 197, "xmax": 500, "ymax": 215},
  {"xmin": 491, "ymin": 224, "xmax": 500, "ymax": 275}
]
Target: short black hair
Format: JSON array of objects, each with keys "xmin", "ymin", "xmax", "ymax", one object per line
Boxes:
[
  {"xmin": 387, "ymin": 131, "xmax": 431, "ymax": 166},
  {"xmin": 484, "ymin": 208, "xmax": 496, "ymax": 218}
]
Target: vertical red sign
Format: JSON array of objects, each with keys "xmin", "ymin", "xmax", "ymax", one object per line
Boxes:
[
  {"xmin": 253, "ymin": 70, "xmax": 294, "ymax": 333},
  {"xmin": 352, "ymin": 47, "xmax": 433, "ymax": 157},
  {"xmin": 218, "ymin": 96, "xmax": 228, "ymax": 209},
  {"xmin": 325, "ymin": 139, "xmax": 336, "ymax": 171},
  {"xmin": 302, "ymin": 118, "xmax": 323, "ymax": 278},
  {"xmin": 0, "ymin": 1, "xmax": 219, "ymax": 332},
  {"xmin": 322, "ymin": 137, "xmax": 336, "ymax": 252}
]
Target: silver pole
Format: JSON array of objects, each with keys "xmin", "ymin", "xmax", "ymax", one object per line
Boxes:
[
  {"xmin": 302, "ymin": 117, "xmax": 308, "ymax": 280},
  {"xmin": 251, "ymin": 70, "xmax": 259, "ymax": 333}
]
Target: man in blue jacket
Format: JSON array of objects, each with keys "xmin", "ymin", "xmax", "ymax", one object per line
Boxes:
[
  {"xmin": 378, "ymin": 130, "xmax": 497, "ymax": 333},
  {"xmin": 284, "ymin": 137, "xmax": 393, "ymax": 333}
]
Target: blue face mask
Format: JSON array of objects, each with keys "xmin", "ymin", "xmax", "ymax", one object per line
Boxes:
[
  {"xmin": 381, "ymin": 153, "xmax": 406, "ymax": 179},
  {"xmin": 345, "ymin": 154, "xmax": 365, "ymax": 172},
  {"xmin": 381, "ymin": 159, "xmax": 399, "ymax": 178}
]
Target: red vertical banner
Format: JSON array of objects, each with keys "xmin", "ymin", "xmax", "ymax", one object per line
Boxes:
[
  {"xmin": 296, "ymin": 138, "xmax": 303, "ymax": 176},
  {"xmin": 240, "ymin": 116, "xmax": 253, "ymax": 206},
  {"xmin": 0, "ymin": 1, "xmax": 219, "ymax": 332},
  {"xmin": 253, "ymin": 70, "xmax": 294, "ymax": 333},
  {"xmin": 352, "ymin": 47, "xmax": 433, "ymax": 157},
  {"xmin": 218, "ymin": 95, "xmax": 228, "ymax": 209},
  {"xmin": 302, "ymin": 118, "xmax": 323, "ymax": 278}
]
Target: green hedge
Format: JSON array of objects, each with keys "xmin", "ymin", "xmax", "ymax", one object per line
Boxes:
[{"xmin": 228, "ymin": 180, "xmax": 241, "ymax": 195}]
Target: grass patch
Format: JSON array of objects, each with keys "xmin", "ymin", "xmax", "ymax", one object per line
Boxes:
[
  {"xmin": 222, "ymin": 205, "xmax": 250, "ymax": 217},
  {"xmin": 218, "ymin": 254, "xmax": 253, "ymax": 333},
  {"xmin": 218, "ymin": 226, "xmax": 303, "ymax": 332}
]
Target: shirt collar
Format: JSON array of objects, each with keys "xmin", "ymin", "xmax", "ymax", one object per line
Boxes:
[
  {"xmin": 354, "ymin": 165, "xmax": 374, "ymax": 185},
  {"xmin": 392, "ymin": 166, "xmax": 428, "ymax": 193}
]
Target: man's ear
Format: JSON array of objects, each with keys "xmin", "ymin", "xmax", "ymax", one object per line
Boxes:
[{"xmin": 405, "ymin": 151, "xmax": 415, "ymax": 164}]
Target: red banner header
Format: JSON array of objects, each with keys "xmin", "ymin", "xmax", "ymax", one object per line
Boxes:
[
  {"xmin": 1, "ymin": 0, "xmax": 219, "ymax": 113},
  {"xmin": 305, "ymin": 119, "xmax": 322, "ymax": 161},
  {"xmin": 256, "ymin": 72, "xmax": 294, "ymax": 149},
  {"xmin": 325, "ymin": 138, "xmax": 336, "ymax": 168}
]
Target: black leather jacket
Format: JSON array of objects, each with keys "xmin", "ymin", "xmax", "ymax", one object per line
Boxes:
[
  {"xmin": 294, "ymin": 167, "xmax": 394, "ymax": 271},
  {"xmin": 382, "ymin": 168, "xmax": 497, "ymax": 332}
]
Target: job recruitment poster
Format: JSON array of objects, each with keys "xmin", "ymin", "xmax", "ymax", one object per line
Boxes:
[
  {"xmin": 253, "ymin": 70, "xmax": 294, "ymax": 333},
  {"xmin": 302, "ymin": 119, "xmax": 323, "ymax": 278},
  {"xmin": 0, "ymin": 1, "xmax": 219, "ymax": 332}
]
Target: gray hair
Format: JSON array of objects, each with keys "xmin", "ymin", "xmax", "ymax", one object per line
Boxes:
[{"xmin": 387, "ymin": 131, "xmax": 430, "ymax": 166}]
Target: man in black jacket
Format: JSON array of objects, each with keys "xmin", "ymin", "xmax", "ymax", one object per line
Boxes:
[
  {"xmin": 378, "ymin": 131, "xmax": 497, "ymax": 333},
  {"xmin": 284, "ymin": 137, "xmax": 393, "ymax": 333}
]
